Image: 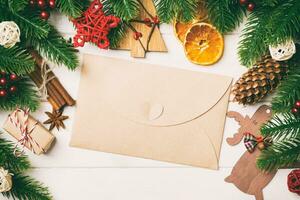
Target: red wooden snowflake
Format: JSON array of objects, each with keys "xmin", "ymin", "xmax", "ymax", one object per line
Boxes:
[{"xmin": 72, "ymin": 0, "xmax": 120, "ymax": 49}]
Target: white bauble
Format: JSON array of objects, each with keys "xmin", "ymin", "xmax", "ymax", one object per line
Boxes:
[
  {"xmin": 0, "ymin": 167, "xmax": 12, "ymax": 193},
  {"xmin": 269, "ymin": 40, "xmax": 296, "ymax": 61},
  {"xmin": 0, "ymin": 21, "xmax": 20, "ymax": 48}
]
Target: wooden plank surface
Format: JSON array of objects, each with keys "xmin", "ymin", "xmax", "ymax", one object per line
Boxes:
[{"xmin": 0, "ymin": 14, "xmax": 297, "ymax": 200}]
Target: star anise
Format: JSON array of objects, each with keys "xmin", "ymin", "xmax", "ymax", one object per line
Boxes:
[{"xmin": 44, "ymin": 110, "xmax": 69, "ymax": 131}]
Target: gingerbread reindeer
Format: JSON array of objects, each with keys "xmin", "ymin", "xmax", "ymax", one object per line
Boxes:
[{"xmin": 225, "ymin": 105, "xmax": 277, "ymax": 200}]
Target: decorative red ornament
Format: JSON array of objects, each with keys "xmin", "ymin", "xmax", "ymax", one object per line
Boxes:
[
  {"xmin": 133, "ymin": 32, "xmax": 143, "ymax": 40},
  {"xmin": 288, "ymin": 169, "xmax": 300, "ymax": 195},
  {"xmin": 29, "ymin": 0, "xmax": 35, "ymax": 7},
  {"xmin": 72, "ymin": 0, "xmax": 120, "ymax": 49},
  {"xmin": 40, "ymin": 10, "xmax": 50, "ymax": 20},
  {"xmin": 292, "ymin": 107, "xmax": 299, "ymax": 114},
  {"xmin": 37, "ymin": 0, "xmax": 46, "ymax": 8},
  {"xmin": 0, "ymin": 78, "xmax": 6, "ymax": 86},
  {"xmin": 247, "ymin": 2, "xmax": 256, "ymax": 12},
  {"xmin": 239, "ymin": 0, "xmax": 248, "ymax": 5},
  {"xmin": 295, "ymin": 100, "xmax": 300, "ymax": 108},
  {"xmin": 9, "ymin": 86, "xmax": 17, "ymax": 93},
  {"xmin": 0, "ymin": 89, "xmax": 7, "ymax": 97},
  {"xmin": 9, "ymin": 74, "xmax": 18, "ymax": 81},
  {"xmin": 48, "ymin": 0, "xmax": 56, "ymax": 9}
]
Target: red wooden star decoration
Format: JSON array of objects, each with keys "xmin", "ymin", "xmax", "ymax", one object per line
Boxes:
[{"xmin": 72, "ymin": 0, "xmax": 120, "ymax": 49}]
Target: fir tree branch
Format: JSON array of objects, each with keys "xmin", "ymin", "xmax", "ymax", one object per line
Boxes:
[
  {"xmin": 261, "ymin": 113, "xmax": 300, "ymax": 140},
  {"xmin": 257, "ymin": 137, "xmax": 300, "ymax": 171},
  {"xmin": 0, "ymin": 46, "xmax": 35, "ymax": 75},
  {"xmin": 2, "ymin": 173, "xmax": 52, "ymax": 200},
  {"xmin": 154, "ymin": 0, "xmax": 198, "ymax": 23},
  {"xmin": 57, "ymin": 0, "xmax": 89, "ymax": 18},
  {"xmin": 206, "ymin": 0, "xmax": 245, "ymax": 33},
  {"xmin": 0, "ymin": 7, "xmax": 50, "ymax": 40},
  {"xmin": 7, "ymin": 0, "xmax": 28, "ymax": 12},
  {"xmin": 0, "ymin": 76, "xmax": 39, "ymax": 111},
  {"xmin": 238, "ymin": 7, "xmax": 272, "ymax": 66},
  {"xmin": 256, "ymin": 0, "xmax": 278, "ymax": 6},
  {"xmin": 0, "ymin": 137, "xmax": 30, "ymax": 173},
  {"xmin": 108, "ymin": 0, "xmax": 140, "ymax": 21},
  {"xmin": 272, "ymin": 67, "xmax": 300, "ymax": 113},
  {"xmin": 266, "ymin": 0, "xmax": 300, "ymax": 44},
  {"xmin": 30, "ymin": 26, "xmax": 79, "ymax": 70},
  {"xmin": 108, "ymin": 21, "xmax": 127, "ymax": 49}
]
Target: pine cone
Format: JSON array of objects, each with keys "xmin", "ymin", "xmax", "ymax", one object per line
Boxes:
[{"xmin": 232, "ymin": 56, "xmax": 288, "ymax": 104}]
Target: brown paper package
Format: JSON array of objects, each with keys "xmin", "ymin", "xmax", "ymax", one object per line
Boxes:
[{"xmin": 3, "ymin": 112, "xmax": 55, "ymax": 155}]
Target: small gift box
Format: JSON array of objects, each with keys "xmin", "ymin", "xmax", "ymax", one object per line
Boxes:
[{"xmin": 2, "ymin": 109, "xmax": 55, "ymax": 155}]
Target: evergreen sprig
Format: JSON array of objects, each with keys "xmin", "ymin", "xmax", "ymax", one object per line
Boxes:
[
  {"xmin": 154, "ymin": 0, "xmax": 198, "ymax": 23},
  {"xmin": 108, "ymin": 0, "xmax": 140, "ymax": 21},
  {"xmin": 0, "ymin": 138, "xmax": 30, "ymax": 173},
  {"xmin": 7, "ymin": 0, "xmax": 28, "ymax": 13},
  {"xmin": 0, "ymin": 46, "xmax": 35, "ymax": 75},
  {"xmin": 2, "ymin": 174, "xmax": 52, "ymax": 200},
  {"xmin": 30, "ymin": 27, "xmax": 79, "ymax": 70},
  {"xmin": 0, "ymin": 136, "xmax": 52, "ymax": 200},
  {"xmin": 206, "ymin": 0, "xmax": 245, "ymax": 33},
  {"xmin": 257, "ymin": 113, "xmax": 300, "ymax": 171},
  {"xmin": 57, "ymin": 0, "xmax": 88, "ymax": 18},
  {"xmin": 0, "ymin": 76, "xmax": 39, "ymax": 111},
  {"xmin": 272, "ymin": 67, "xmax": 300, "ymax": 113}
]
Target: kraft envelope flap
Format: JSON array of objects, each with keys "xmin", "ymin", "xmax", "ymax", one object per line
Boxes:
[{"xmin": 70, "ymin": 54, "xmax": 232, "ymax": 169}]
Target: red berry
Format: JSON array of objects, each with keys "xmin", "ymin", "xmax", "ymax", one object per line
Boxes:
[
  {"xmin": 40, "ymin": 10, "xmax": 50, "ymax": 20},
  {"xmin": 144, "ymin": 18, "xmax": 152, "ymax": 27},
  {"xmin": 247, "ymin": 2, "xmax": 256, "ymax": 12},
  {"xmin": 152, "ymin": 16, "xmax": 160, "ymax": 24},
  {"xmin": 295, "ymin": 100, "xmax": 300, "ymax": 108},
  {"xmin": 0, "ymin": 89, "xmax": 7, "ymax": 97},
  {"xmin": 239, "ymin": 0, "xmax": 248, "ymax": 5},
  {"xmin": 133, "ymin": 32, "xmax": 142, "ymax": 40},
  {"xmin": 10, "ymin": 74, "xmax": 18, "ymax": 81},
  {"xmin": 48, "ymin": 0, "xmax": 56, "ymax": 9},
  {"xmin": 37, "ymin": 0, "xmax": 46, "ymax": 8},
  {"xmin": 0, "ymin": 78, "xmax": 6, "ymax": 86},
  {"xmin": 9, "ymin": 86, "xmax": 17, "ymax": 93},
  {"xmin": 292, "ymin": 107, "xmax": 299, "ymax": 114}
]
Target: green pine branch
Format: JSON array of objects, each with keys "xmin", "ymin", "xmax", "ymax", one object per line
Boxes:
[
  {"xmin": 154, "ymin": 0, "xmax": 198, "ymax": 23},
  {"xmin": 266, "ymin": 0, "xmax": 300, "ymax": 45},
  {"xmin": 0, "ymin": 137, "xmax": 30, "ymax": 173},
  {"xmin": 272, "ymin": 67, "xmax": 300, "ymax": 113},
  {"xmin": 238, "ymin": 7, "xmax": 272, "ymax": 66},
  {"xmin": 0, "ymin": 46, "xmax": 35, "ymax": 75},
  {"xmin": 7, "ymin": 0, "xmax": 28, "ymax": 12},
  {"xmin": 0, "ymin": 7, "xmax": 50, "ymax": 40},
  {"xmin": 258, "ymin": 113, "xmax": 300, "ymax": 171},
  {"xmin": 30, "ymin": 26, "xmax": 79, "ymax": 70},
  {"xmin": 206, "ymin": 0, "xmax": 245, "ymax": 34},
  {"xmin": 0, "ymin": 75, "xmax": 39, "ymax": 111},
  {"xmin": 106, "ymin": 0, "xmax": 140, "ymax": 21},
  {"xmin": 255, "ymin": 0, "xmax": 278, "ymax": 6},
  {"xmin": 57, "ymin": 0, "xmax": 89, "ymax": 18}
]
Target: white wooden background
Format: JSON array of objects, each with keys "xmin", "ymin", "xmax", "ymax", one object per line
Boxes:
[{"xmin": 0, "ymin": 13, "xmax": 298, "ymax": 200}]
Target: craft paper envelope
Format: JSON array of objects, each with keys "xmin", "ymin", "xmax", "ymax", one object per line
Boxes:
[{"xmin": 70, "ymin": 54, "xmax": 232, "ymax": 169}]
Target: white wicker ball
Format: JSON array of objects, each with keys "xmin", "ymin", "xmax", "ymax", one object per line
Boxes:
[
  {"xmin": 0, "ymin": 21, "xmax": 20, "ymax": 48},
  {"xmin": 0, "ymin": 167, "xmax": 13, "ymax": 193},
  {"xmin": 269, "ymin": 40, "xmax": 296, "ymax": 61}
]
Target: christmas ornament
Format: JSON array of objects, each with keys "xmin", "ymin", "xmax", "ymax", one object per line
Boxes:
[
  {"xmin": 243, "ymin": 133, "xmax": 272, "ymax": 153},
  {"xmin": 115, "ymin": 0, "xmax": 167, "ymax": 58},
  {"xmin": 0, "ymin": 21, "xmax": 20, "ymax": 48},
  {"xmin": 72, "ymin": 0, "xmax": 120, "ymax": 49},
  {"xmin": 295, "ymin": 100, "xmax": 300, "ymax": 108},
  {"xmin": 48, "ymin": 0, "xmax": 56, "ymax": 9},
  {"xmin": 0, "ymin": 78, "xmax": 6, "ymax": 85},
  {"xmin": 247, "ymin": 2, "xmax": 256, "ymax": 11},
  {"xmin": 37, "ymin": 0, "xmax": 46, "ymax": 9},
  {"xmin": 226, "ymin": 105, "xmax": 276, "ymax": 200},
  {"xmin": 0, "ymin": 167, "xmax": 13, "ymax": 193},
  {"xmin": 0, "ymin": 72, "xmax": 18, "ymax": 98},
  {"xmin": 40, "ymin": 10, "xmax": 50, "ymax": 20},
  {"xmin": 9, "ymin": 74, "xmax": 18, "ymax": 81},
  {"xmin": 174, "ymin": 0, "xmax": 208, "ymax": 43},
  {"xmin": 9, "ymin": 86, "xmax": 17, "ymax": 93},
  {"xmin": 0, "ymin": 89, "xmax": 7, "ymax": 97},
  {"xmin": 232, "ymin": 55, "xmax": 288, "ymax": 104},
  {"xmin": 44, "ymin": 109, "xmax": 69, "ymax": 131},
  {"xmin": 184, "ymin": 22, "xmax": 224, "ymax": 65},
  {"xmin": 288, "ymin": 169, "xmax": 300, "ymax": 195},
  {"xmin": 269, "ymin": 40, "xmax": 296, "ymax": 61}
]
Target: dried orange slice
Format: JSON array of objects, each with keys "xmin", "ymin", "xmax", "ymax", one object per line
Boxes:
[
  {"xmin": 184, "ymin": 23, "xmax": 224, "ymax": 66},
  {"xmin": 173, "ymin": 1, "xmax": 208, "ymax": 43}
]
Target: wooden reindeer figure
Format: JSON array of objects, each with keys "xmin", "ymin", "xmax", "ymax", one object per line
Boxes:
[{"xmin": 225, "ymin": 105, "xmax": 277, "ymax": 200}]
